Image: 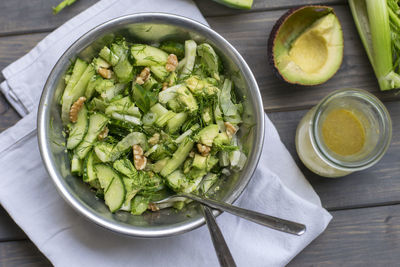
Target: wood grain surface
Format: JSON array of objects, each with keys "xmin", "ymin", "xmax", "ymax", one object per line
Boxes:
[{"xmin": 0, "ymin": 0, "xmax": 399, "ymax": 266}]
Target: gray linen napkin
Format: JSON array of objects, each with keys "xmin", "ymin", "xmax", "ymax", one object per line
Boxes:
[{"xmin": 0, "ymin": 0, "xmax": 332, "ymax": 266}]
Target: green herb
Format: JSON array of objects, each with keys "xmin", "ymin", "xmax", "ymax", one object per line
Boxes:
[
  {"xmin": 53, "ymin": 0, "xmax": 79, "ymax": 14},
  {"xmin": 132, "ymin": 84, "xmax": 157, "ymax": 113}
]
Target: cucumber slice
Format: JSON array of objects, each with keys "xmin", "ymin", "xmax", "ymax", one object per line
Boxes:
[
  {"xmin": 94, "ymin": 142, "xmax": 114, "ymax": 163},
  {"xmin": 94, "ymin": 164, "xmax": 125, "ymax": 212},
  {"xmin": 62, "ymin": 59, "xmax": 87, "ymax": 104},
  {"xmin": 71, "ymin": 154, "xmax": 83, "ymax": 175},
  {"xmin": 150, "ymin": 65, "xmax": 169, "ymax": 81},
  {"xmin": 160, "ymin": 137, "xmax": 194, "ymax": 177},
  {"xmin": 75, "ymin": 113, "xmax": 109, "ymax": 159},
  {"xmin": 83, "ymin": 151, "xmax": 97, "ymax": 182},
  {"xmin": 131, "ymin": 44, "xmax": 168, "ymax": 66},
  {"xmin": 160, "ymin": 41, "xmax": 185, "ymax": 59},
  {"xmin": 105, "ymin": 174, "xmax": 125, "ymax": 212},
  {"xmin": 61, "ymin": 63, "xmax": 94, "ymax": 124},
  {"xmin": 94, "ymin": 164, "xmax": 115, "ymax": 189},
  {"xmin": 180, "ymin": 40, "xmax": 197, "ymax": 78},
  {"xmin": 109, "ymin": 132, "xmax": 148, "ymax": 161},
  {"xmin": 66, "ymin": 105, "xmax": 88, "ymax": 149}
]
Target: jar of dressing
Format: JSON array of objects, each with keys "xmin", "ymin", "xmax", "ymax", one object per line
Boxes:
[{"xmin": 295, "ymin": 89, "xmax": 392, "ymax": 177}]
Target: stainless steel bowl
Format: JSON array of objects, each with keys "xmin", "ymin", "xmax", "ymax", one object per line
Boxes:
[{"xmin": 37, "ymin": 13, "xmax": 264, "ymax": 238}]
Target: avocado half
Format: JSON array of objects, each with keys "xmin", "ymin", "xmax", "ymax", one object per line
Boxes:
[{"xmin": 268, "ymin": 6, "xmax": 344, "ymax": 86}]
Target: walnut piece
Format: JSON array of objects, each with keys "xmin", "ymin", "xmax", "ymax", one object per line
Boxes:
[
  {"xmin": 189, "ymin": 151, "xmax": 195, "ymax": 158},
  {"xmin": 69, "ymin": 96, "xmax": 86, "ymax": 123},
  {"xmin": 98, "ymin": 126, "xmax": 109, "ymax": 140},
  {"xmin": 224, "ymin": 122, "xmax": 237, "ymax": 137},
  {"xmin": 133, "ymin": 144, "xmax": 147, "ymax": 170},
  {"xmin": 148, "ymin": 203, "xmax": 159, "ymax": 212},
  {"xmin": 165, "ymin": 54, "xmax": 178, "ymax": 72},
  {"xmin": 136, "ymin": 67, "xmax": 151, "ymax": 85},
  {"xmin": 162, "ymin": 82, "xmax": 168, "ymax": 91},
  {"xmin": 148, "ymin": 133, "xmax": 160, "ymax": 146},
  {"xmin": 197, "ymin": 143, "xmax": 211, "ymax": 157},
  {"xmin": 98, "ymin": 67, "xmax": 112, "ymax": 79}
]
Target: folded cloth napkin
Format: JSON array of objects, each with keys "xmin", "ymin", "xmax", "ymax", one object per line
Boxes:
[{"xmin": 0, "ymin": 0, "xmax": 332, "ymax": 266}]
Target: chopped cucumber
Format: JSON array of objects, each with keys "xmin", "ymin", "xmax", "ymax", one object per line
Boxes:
[
  {"xmin": 113, "ymin": 159, "xmax": 138, "ymax": 179},
  {"xmin": 109, "ymin": 132, "xmax": 147, "ymax": 161},
  {"xmin": 160, "ymin": 137, "xmax": 194, "ymax": 177},
  {"xmin": 66, "ymin": 105, "xmax": 88, "ymax": 149},
  {"xmin": 160, "ymin": 41, "xmax": 185, "ymax": 59},
  {"xmin": 83, "ymin": 151, "xmax": 97, "ymax": 182},
  {"xmin": 131, "ymin": 44, "xmax": 168, "ymax": 66},
  {"xmin": 180, "ymin": 40, "xmax": 197, "ymax": 78},
  {"xmin": 61, "ymin": 59, "xmax": 89, "ymax": 123},
  {"xmin": 71, "ymin": 154, "xmax": 83, "ymax": 175},
  {"xmin": 167, "ymin": 112, "xmax": 188, "ymax": 133},
  {"xmin": 105, "ymin": 175, "xmax": 125, "ymax": 212},
  {"xmin": 197, "ymin": 124, "xmax": 219, "ymax": 146},
  {"xmin": 75, "ymin": 113, "xmax": 109, "ymax": 159}
]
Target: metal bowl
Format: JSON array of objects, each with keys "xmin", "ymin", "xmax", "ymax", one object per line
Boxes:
[{"xmin": 37, "ymin": 13, "xmax": 264, "ymax": 238}]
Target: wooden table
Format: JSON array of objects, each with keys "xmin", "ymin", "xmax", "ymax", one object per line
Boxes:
[{"xmin": 0, "ymin": 0, "xmax": 399, "ymax": 265}]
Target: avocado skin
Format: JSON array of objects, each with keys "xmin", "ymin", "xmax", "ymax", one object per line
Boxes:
[{"xmin": 267, "ymin": 5, "xmax": 341, "ymax": 86}]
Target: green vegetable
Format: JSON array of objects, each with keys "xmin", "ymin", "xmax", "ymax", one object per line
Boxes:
[
  {"xmin": 212, "ymin": 0, "xmax": 253, "ymax": 10},
  {"xmin": 196, "ymin": 124, "xmax": 219, "ymax": 146},
  {"xmin": 160, "ymin": 41, "xmax": 185, "ymax": 59},
  {"xmin": 132, "ymin": 84, "xmax": 157, "ymax": 113},
  {"xmin": 61, "ymin": 59, "xmax": 88, "ymax": 123},
  {"xmin": 180, "ymin": 40, "xmax": 197, "ymax": 79},
  {"xmin": 62, "ymin": 39, "xmax": 247, "ymax": 214},
  {"xmin": 193, "ymin": 154, "xmax": 207, "ymax": 169},
  {"xmin": 197, "ymin": 43, "xmax": 221, "ymax": 80},
  {"xmin": 53, "ymin": 0, "xmax": 78, "ymax": 14},
  {"xmin": 66, "ymin": 105, "xmax": 88, "ymax": 149},
  {"xmin": 160, "ymin": 137, "xmax": 194, "ymax": 177},
  {"xmin": 75, "ymin": 113, "xmax": 109, "ymax": 159},
  {"xmin": 131, "ymin": 44, "xmax": 168, "ymax": 66},
  {"xmin": 349, "ymin": 0, "xmax": 400, "ymax": 90}
]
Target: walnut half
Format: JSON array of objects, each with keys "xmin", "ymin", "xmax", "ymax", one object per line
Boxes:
[
  {"xmin": 136, "ymin": 67, "xmax": 151, "ymax": 85},
  {"xmin": 133, "ymin": 144, "xmax": 147, "ymax": 170},
  {"xmin": 165, "ymin": 54, "xmax": 178, "ymax": 72},
  {"xmin": 224, "ymin": 122, "xmax": 237, "ymax": 137},
  {"xmin": 69, "ymin": 96, "xmax": 86, "ymax": 123},
  {"xmin": 197, "ymin": 143, "xmax": 211, "ymax": 157}
]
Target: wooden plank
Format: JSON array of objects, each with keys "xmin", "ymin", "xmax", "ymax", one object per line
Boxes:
[
  {"xmin": 268, "ymin": 101, "xmax": 400, "ymax": 211},
  {"xmin": 1, "ymin": 204, "xmax": 400, "ymax": 266},
  {"xmin": 0, "ymin": 207, "xmax": 26, "ymax": 242},
  {"xmin": 289, "ymin": 204, "xmax": 400, "ymax": 266},
  {"xmin": 206, "ymin": 6, "xmax": 400, "ymax": 111},
  {"xmin": 0, "ymin": 240, "xmax": 51, "ymax": 266},
  {"xmin": 0, "ymin": 0, "xmax": 97, "ymax": 35},
  {"xmin": 0, "ymin": 102, "xmax": 398, "ymax": 242},
  {"xmin": 0, "ymin": 0, "xmax": 346, "ymax": 35},
  {"xmin": 196, "ymin": 0, "xmax": 345, "ymax": 17},
  {"xmin": 0, "ymin": 7, "xmax": 399, "ymax": 112}
]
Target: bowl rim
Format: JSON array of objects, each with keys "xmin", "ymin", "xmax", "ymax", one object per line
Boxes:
[{"xmin": 37, "ymin": 12, "xmax": 265, "ymax": 238}]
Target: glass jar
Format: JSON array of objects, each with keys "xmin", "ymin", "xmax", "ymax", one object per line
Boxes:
[{"xmin": 295, "ymin": 89, "xmax": 392, "ymax": 177}]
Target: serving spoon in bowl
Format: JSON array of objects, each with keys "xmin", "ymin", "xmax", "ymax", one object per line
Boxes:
[{"xmin": 152, "ymin": 192, "xmax": 306, "ymax": 236}]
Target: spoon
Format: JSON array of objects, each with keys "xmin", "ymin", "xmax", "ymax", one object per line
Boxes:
[
  {"xmin": 202, "ymin": 205, "xmax": 237, "ymax": 267},
  {"xmin": 153, "ymin": 192, "xmax": 306, "ymax": 236}
]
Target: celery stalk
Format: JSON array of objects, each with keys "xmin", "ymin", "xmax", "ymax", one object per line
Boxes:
[{"xmin": 349, "ymin": 0, "xmax": 400, "ymax": 90}]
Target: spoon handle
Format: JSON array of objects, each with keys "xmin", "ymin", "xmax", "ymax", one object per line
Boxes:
[
  {"xmin": 183, "ymin": 193, "xmax": 306, "ymax": 236},
  {"xmin": 202, "ymin": 206, "xmax": 237, "ymax": 267}
]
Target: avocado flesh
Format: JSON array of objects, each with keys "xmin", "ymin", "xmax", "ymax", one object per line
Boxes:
[
  {"xmin": 276, "ymin": 13, "xmax": 343, "ymax": 85},
  {"xmin": 213, "ymin": 0, "xmax": 253, "ymax": 9}
]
